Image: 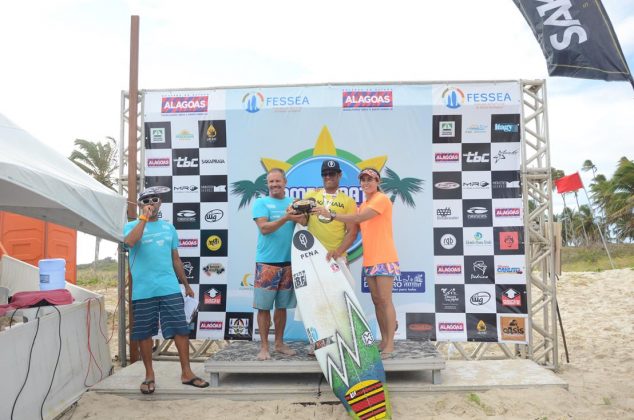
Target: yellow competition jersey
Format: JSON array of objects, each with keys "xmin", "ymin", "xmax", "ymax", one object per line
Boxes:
[{"xmin": 305, "ymin": 189, "xmax": 357, "ymax": 253}]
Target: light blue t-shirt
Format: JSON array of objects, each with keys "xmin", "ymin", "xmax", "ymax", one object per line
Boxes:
[
  {"xmin": 252, "ymin": 196, "xmax": 294, "ymax": 263},
  {"xmin": 123, "ymin": 220, "xmax": 182, "ymax": 301}
]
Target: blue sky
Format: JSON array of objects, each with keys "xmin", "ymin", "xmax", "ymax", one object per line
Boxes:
[{"xmin": 1, "ymin": 0, "xmax": 632, "ymax": 262}]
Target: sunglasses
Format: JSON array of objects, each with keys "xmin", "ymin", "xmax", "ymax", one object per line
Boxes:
[
  {"xmin": 322, "ymin": 171, "xmax": 339, "ymax": 178},
  {"xmin": 140, "ymin": 197, "xmax": 160, "ymax": 205}
]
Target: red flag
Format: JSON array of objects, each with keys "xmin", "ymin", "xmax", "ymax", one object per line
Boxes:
[{"xmin": 554, "ymin": 172, "xmax": 584, "ymax": 194}]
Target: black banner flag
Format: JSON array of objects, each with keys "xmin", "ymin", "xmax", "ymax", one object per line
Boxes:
[{"xmin": 513, "ymin": 0, "xmax": 633, "ymax": 88}]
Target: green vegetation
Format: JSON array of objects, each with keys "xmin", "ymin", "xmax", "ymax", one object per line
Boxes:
[
  {"xmin": 561, "ymin": 244, "xmax": 634, "ymax": 272},
  {"xmin": 77, "ymin": 257, "xmax": 118, "ymax": 288}
]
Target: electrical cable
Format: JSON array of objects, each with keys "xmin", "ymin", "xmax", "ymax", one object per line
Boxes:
[
  {"xmin": 40, "ymin": 305, "xmax": 62, "ymax": 420},
  {"xmin": 10, "ymin": 306, "xmax": 41, "ymax": 420}
]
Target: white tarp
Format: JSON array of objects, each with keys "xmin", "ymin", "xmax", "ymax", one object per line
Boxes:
[{"xmin": 0, "ymin": 113, "xmax": 126, "ymax": 242}]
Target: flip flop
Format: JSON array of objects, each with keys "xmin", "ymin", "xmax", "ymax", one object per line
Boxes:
[
  {"xmin": 182, "ymin": 377, "xmax": 209, "ymax": 388},
  {"xmin": 140, "ymin": 379, "xmax": 155, "ymax": 394}
]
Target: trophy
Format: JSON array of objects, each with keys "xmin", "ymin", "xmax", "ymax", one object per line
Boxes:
[{"xmin": 292, "ymin": 197, "xmax": 316, "ymax": 214}]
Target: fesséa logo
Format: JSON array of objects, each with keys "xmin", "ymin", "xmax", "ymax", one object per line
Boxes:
[
  {"xmin": 161, "ymin": 96, "xmax": 208, "ymax": 114},
  {"xmin": 242, "ymin": 92, "xmax": 265, "ymax": 113},
  {"xmin": 342, "ymin": 90, "xmax": 393, "ymax": 110},
  {"xmin": 441, "ymin": 87, "xmax": 465, "ymax": 109},
  {"xmin": 242, "ymin": 91, "xmax": 310, "ymax": 113}
]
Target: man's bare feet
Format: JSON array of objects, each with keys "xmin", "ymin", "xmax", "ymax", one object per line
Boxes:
[
  {"xmin": 274, "ymin": 343, "xmax": 296, "ymax": 356},
  {"xmin": 257, "ymin": 348, "xmax": 271, "ymax": 360}
]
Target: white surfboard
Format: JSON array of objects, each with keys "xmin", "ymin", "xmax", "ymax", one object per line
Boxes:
[{"xmin": 291, "ymin": 225, "xmax": 391, "ymax": 420}]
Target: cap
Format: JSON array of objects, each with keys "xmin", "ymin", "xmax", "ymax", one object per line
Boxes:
[
  {"xmin": 358, "ymin": 168, "xmax": 381, "ymax": 181},
  {"xmin": 321, "ymin": 159, "xmax": 341, "ymax": 175},
  {"xmin": 138, "ymin": 186, "xmax": 170, "ymax": 201}
]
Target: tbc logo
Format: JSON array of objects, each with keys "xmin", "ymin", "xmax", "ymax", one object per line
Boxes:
[
  {"xmin": 242, "ymin": 92, "xmax": 264, "ymax": 113},
  {"xmin": 442, "ymin": 87, "xmax": 465, "ymax": 109}
]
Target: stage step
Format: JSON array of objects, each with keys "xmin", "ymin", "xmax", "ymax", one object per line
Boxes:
[{"xmin": 204, "ymin": 340, "xmax": 445, "ymax": 386}]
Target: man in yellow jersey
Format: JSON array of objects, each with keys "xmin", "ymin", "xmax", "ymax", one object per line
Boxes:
[{"xmin": 304, "ymin": 159, "xmax": 358, "ymax": 262}]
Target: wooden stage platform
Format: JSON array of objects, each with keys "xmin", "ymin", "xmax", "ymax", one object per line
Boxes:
[{"xmin": 204, "ymin": 340, "xmax": 446, "ymax": 386}]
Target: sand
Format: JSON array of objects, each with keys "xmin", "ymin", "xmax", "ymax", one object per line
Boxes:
[{"xmin": 66, "ymin": 269, "xmax": 634, "ymax": 419}]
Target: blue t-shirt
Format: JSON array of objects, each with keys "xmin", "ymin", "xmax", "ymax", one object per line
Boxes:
[
  {"xmin": 123, "ymin": 220, "xmax": 182, "ymax": 301},
  {"xmin": 252, "ymin": 196, "xmax": 294, "ymax": 263}
]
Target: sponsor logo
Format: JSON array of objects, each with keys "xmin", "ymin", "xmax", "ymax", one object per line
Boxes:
[
  {"xmin": 330, "ymin": 262, "xmax": 340, "ymax": 272},
  {"xmin": 176, "ymin": 209, "xmax": 197, "ymax": 223},
  {"xmin": 201, "ymin": 184, "xmax": 227, "ymax": 193},
  {"xmin": 435, "ymin": 181, "xmax": 460, "ymax": 190},
  {"xmin": 147, "ymin": 158, "xmax": 170, "ymax": 167},
  {"xmin": 471, "ymin": 260, "xmax": 489, "ymax": 280},
  {"xmin": 435, "ymin": 152, "xmax": 460, "ymax": 162},
  {"xmin": 494, "ymin": 123, "xmax": 519, "ymax": 133},
  {"xmin": 293, "ymin": 270, "xmax": 307, "ymax": 289},
  {"xmin": 477, "ymin": 320, "xmax": 487, "ymax": 332},
  {"xmin": 204, "ymin": 288, "xmax": 222, "ymax": 305},
  {"xmin": 175, "ymin": 129, "xmax": 194, "ymax": 141},
  {"xmin": 201, "ymin": 158, "xmax": 226, "ymax": 164},
  {"xmin": 437, "ymin": 265, "xmax": 462, "ymax": 275},
  {"xmin": 175, "ymin": 156, "xmax": 199, "ymax": 168},
  {"xmin": 394, "ymin": 272, "xmax": 425, "ymax": 293},
  {"xmin": 408, "ymin": 323, "xmax": 433, "ymax": 331},
  {"xmin": 496, "ymin": 265, "xmax": 523, "ymax": 274},
  {"xmin": 465, "ymin": 123, "xmax": 487, "ymax": 134},
  {"xmin": 179, "ymin": 239, "xmax": 198, "ymax": 248},
  {"xmin": 205, "ymin": 209, "xmax": 224, "ymax": 223},
  {"xmin": 500, "ymin": 317, "xmax": 526, "ymax": 341},
  {"xmin": 174, "ymin": 185, "xmax": 199, "ymax": 192},
  {"xmin": 161, "ymin": 96, "xmax": 208, "ymax": 114},
  {"xmin": 465, "ymin": 232, "xmax": 493, "ymax": 246},
  {"xmin": 293, "ymin": 230, "xmax": 314, "ymax": 251},
  {"xmin": 436, "ymin": 206, "xmax": 459, "ymax": 221},
  {"xmin": 204, "ymin": 124, "xmax": 217, "ymax": 142},
  {"xmin": 463, "ymin": 181, "xmax": 490, "ymax": 189},
  {"xmin": 441, "ymin": 87, "xmax": 465, "ymax": 109},
  {"xmin": 243, "ymin": 91, "xmax": 310, "ymax": 113},
  {"xmin": 502, "ymin": 288, "xmax": 522, "ymax": 306},
  {"xmin": 438, "ymin": 322, "xmax": 464, "ymax": 332},
  {"xmin": 439, "ymin": 121, "xmax": 455, "ymax": 137},
  {"xmin": 463, "ymin": 151, "xmax": 490, "ymax": 163},
  {"xmin": 467, "ymin": 207, "xmax": 488, "ymax": 215},
  {"xmin": 467, "ymin": 92, "xmax": 513, "ymax": 105},
  {"xmin": 150, "ymin": 127, "xmax": 166, "ymax": 143},
  {"xmin": 500, "ymin": 231, "xmax": 520, "ymax": 250},
  {"xmin": 493, "ymin": 149, "xmax": 519, "ymax": 164},
  {"xmin": 199, "ymin": 321, "xmax": 223, "ymax": 330},
  {"xmin": 342, "ymin": 90, "xmax": 393, "ymax": 109},
  {"xmin": 496, "ymin": 208, "xmax": 521, "ymax": 217},
  {"xmin": 206, "ymin": 235, "xmax": 222, "ymax": 252},
  {"xmin": 227, "ymin": 318, "xmax": 249, "ymax": 336},
  {"xmin": 440, "ymin": 287, "xmax": 459, "ymax": 303},
  {"xmin": 470, "ymin": 291, "xmax": 491, "ymax": 305},
  {"xmin": 203, "ymin": 263, "xmax": 225, "ymax": 276},
  {"xmin": 182, "ymin": 261, "xmax": 194, "ymax": 277},
  {"xmin": 440, "ymin": 234, "xmax": 456, "ymax": 250}
]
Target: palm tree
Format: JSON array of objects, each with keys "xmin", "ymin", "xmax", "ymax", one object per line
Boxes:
[
  {"xmin": 231, "ymin": 173, "xmax": 268, "ymax": 209},
  {"xmin": 607, "ymin": 157, "xmax": 634, "ymax": 241},
  {"xmin": 380, "ymin": 167, "xmax": 423, "ymax": 207},
  {"xmin": 69, "ymin": 137, "xmax": 118, "ymax": 272}
]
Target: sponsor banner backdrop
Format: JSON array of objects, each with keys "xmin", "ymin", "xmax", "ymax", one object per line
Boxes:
[{"xmin": 142, "ymin": 81, "xmax": 526, "ymax": 342}]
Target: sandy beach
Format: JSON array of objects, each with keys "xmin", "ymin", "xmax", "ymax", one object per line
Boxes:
[{"xmin": 67, "ymin": 268, "xmax": 634, "ymax": 419}]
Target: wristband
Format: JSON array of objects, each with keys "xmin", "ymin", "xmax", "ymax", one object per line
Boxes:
[{"xmin": 139, "ymin": 215, "xmax": 148, "ymax": 221}]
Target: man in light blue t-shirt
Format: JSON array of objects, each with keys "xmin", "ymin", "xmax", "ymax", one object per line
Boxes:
[
  {"xmin": 252, "ymin": 168, "xmax": 305, "ymax": 360},
  {"xmin": 124, "ymin": 187, "xmax": 209, "ymax": 393}
]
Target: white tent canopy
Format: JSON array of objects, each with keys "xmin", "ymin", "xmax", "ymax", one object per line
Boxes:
[{"xmin": 0, "ymin": 113, "xmax": 126, "ymax": 242}]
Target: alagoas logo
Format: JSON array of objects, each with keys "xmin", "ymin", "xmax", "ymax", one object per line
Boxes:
[
  {"xmin": 342, "ymin": 90, "xmax": 393, "ymax": 110},
  {"xmin": 199, "ymin": 321, "xmax": 223, "ymax": 330},
  {"xmin": 179, "ymin": 238, "xmax": 198, "ymax": 248},
  {"xmin": 435, "ymin": 152, "xmax": 460, "ymax": 162},
  {"xmin": 232, "ymin": 125, "xmax": 423, "ymax": 262},
  {"xmin": 161, "ymin": 96, "xmax": 208, "ymax": 114},
  {"xmin": 147, "ymin": 158, "xmax": 170, "ymax": 167}
]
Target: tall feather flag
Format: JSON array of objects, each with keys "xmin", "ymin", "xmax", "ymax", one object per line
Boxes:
[{"xmin": 513, "ymin": 0, "xmax": 633, "ymax": 89}]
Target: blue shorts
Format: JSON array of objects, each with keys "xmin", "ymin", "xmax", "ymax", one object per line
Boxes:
[
  {"xmin": 253, "ymin": 263, "xmax": 297, "ymax": 311},
  {"xmin": 131, "ymin": 293, "xmax": 190, "ymax": 340}
]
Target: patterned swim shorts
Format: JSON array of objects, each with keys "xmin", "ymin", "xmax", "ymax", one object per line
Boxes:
[{"xmin": 362, "ymin": 262, "xmax": 401, "ymax": 278}]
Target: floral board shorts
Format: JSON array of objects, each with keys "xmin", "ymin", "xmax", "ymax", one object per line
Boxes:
[
  {"xmin": 362, "ymin": 262, "xmax": 401, "ymax": 279},
  {"xmin": 253, "ymin": 262, "xmax": 297, "ymax": 310}
]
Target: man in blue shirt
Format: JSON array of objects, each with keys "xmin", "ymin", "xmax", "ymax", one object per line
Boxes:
[
  {"xmin": 252, "ymin": 169, "xmax": 305, "ymax": 360},
  {"xmin": 124, "ymin": 186, "xmax": 209, "ymax": 393}
]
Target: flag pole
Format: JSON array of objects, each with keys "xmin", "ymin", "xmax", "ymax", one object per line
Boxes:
[
  {"xmin": 573, "ymin": 191, "xmax": 590, "ymax": 245},
  {"xmin": 561, "ymin": 194, "xmax": 578, "ymax": 246},
  {"xmin": 582, "ymin": 187, "xmax": 615, "ymax": 269}
]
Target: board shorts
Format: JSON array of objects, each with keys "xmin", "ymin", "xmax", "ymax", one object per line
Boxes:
[
  {"xmin": 362, "ymin": 262, "xmax": 401, "ymax": 279},
  {"xmin": 253, "ymin": 262, "xmax": 297, "ymax": 310},
  {"xmin": 131, "ymin": 292, "xmax": 190, "ymax": 340}
]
